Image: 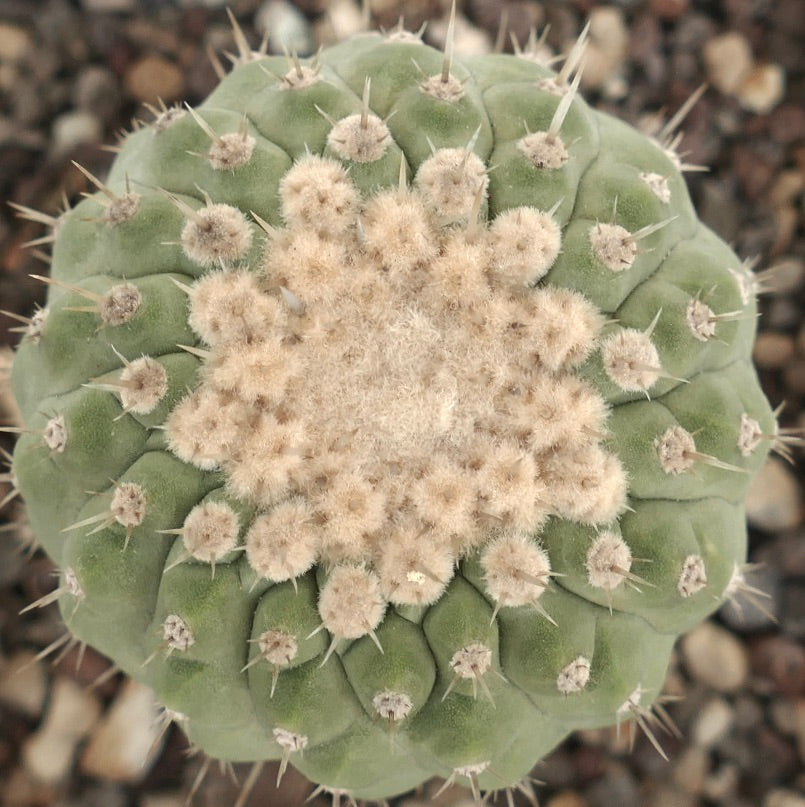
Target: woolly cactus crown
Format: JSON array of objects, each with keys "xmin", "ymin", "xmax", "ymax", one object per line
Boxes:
[{"xmin": 9, "ymin": 15, "xmax": 776, "ymax": 803}]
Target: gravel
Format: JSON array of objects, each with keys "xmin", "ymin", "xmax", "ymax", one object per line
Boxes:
[{"xmin": 0, "ymin": 2, "xmax": 803, "ymax": 806}]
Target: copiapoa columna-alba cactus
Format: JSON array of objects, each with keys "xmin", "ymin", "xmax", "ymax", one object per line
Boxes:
[{"xmin": 7, "ymin": 10, "xmax": 780, "ymax": 804}]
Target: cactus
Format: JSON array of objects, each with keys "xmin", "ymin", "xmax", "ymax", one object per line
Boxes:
[{"xmin": 8, "ymin": 15, "xmax": 777, "ymax": 803}]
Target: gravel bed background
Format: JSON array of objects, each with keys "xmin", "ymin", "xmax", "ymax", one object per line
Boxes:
[{"xmin": 0, "ymin": 1, "xmax": 803, "ymax": 806}]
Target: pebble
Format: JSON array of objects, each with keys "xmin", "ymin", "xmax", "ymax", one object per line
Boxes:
[
  {"xmin": 769, "ymin": 697, "xmax": 802, "ymax": 741},
  {"xmin": 313, "ymin": 0, "xmax": 364, "ymax": 45},
  {"xmin": 680, "ymin": 622, "xmax": 749, "ymax": 693},
  {"xmin": 139, "ymin": 795, "xmax": 185, "ymax": 807},
  {"xmin": 753, "ymin": 331, "xmax": 795, "ymax": 369},
  {"xmin": 468, "ymin": 0, "xmax": 545, "ymax": 52},
  {"xmin": 2, "ymin": 766, "xmax": 56, "ymax": 807},
  {"xmin": 767, "ymin": 256, "xmax": 805, "ymax": 296},
  {"xmin": 80, "ymin": 679, "xmax": 163, "ymax": 782},
  {"xmin": 0, "ymin": 22, "xmax": 31, "ymax": 62},
  {"xmin": 672, "ymin": 12, "xmax": 717, "ymax": 51},
  {"xmin": 737, "ymin": 63, "xmax": 786, "ymax": 115},
  {"xmin": 538, "ymin": 747, "xmax": 578, "ymax": 789},
  {"xmin": 645, "ymin": 784, "xmax": 700, "ymax": 807},
  {"xmin": 768, "ymin": 296, "xmax": 803, "ymax": 331},
  {"xmin": 0, "ymin": 651, "xmax": 47, "ymax": 719},
  {"xmin": 781, "ymin": 582, "xmax": 805, "ymax": 639},
  {"xmin": 0, "ymin": 518, "xmax": 25, "ymax": 586},
  {"xmin": 546, "ymin": 792, "xmax": 590, "ymax": 807},
  {"xmin": 671, "ymin": 745, "xmax": 709, "ymax": 794},
  {"xmin": 770, "ymin": 104, "xmax": 805, "ymax": 145},
  {"xmin": 124, "ymin": 19, "xmax": 179, "ymax": 55},
  {"xmin": 81, "ymin": 0, "xmax": 136, "ymax": 9},
  {"xmin": 256, "ymin": 0, "xmax": 315, "ymax": 56},
  {"xmin": 759, "ymin": 533, "xmax": 805, "ymax": 578},
  {"xmin": 72, "ymin": 65, "xmax": 121, "ymax": 125},
  {"xmin": 697, "ymin": 179, "xmax": 741, "ymax": 241},
  {"xmin": 771, "ymin": 205, "xmax": 799, "ymax": 255},
  {"xmin": 745, "ymin": 457, "xmax": 805, "ymax": 533},
  {"xmin": 629, "ymin": 13, "xmax": 666, "ymax": 88},
  {"xmin": 731, "ymin": 142, "xmax": 777, "ymax": 201},
  {"xmin": 583, "ymin": 763, "xmax": 640, "ymax": 807},
  {"xmin": 792, "ymin": 699, "xmax": 805, "ymax": 761},
  {"xmin": 749, "ymin": 635, "xmax": 805, "ymax": 698},
  {"xmin": 59, "ymin": 782, "xmax": 129, "ymax": 807},
  {"xmin": 10, "ymin": 74, "xmax": 47, "ymax": 126},
  {"xmin": 428, "ymin": 11, "xmax": 491, "ymax": 58},
  {"xmin": 581, "ymin": 7, "xmax": 629, "ymax": 90},
  {"xmin": 702, "ymin": 32, "xmax": 753, "ymax": 95},
  {"xmin": 648, "ymin": 0, "xmax": 689, "ymax": 21},
  {"xmin": 22, "ymin": 676, "xmax": 101, "ymax": 784},
  {"xmin": 765, "ymin": 791, "xmax": 805, "ymax": 807},
  {"xmin": 732, "ymin": 693, "xmax": 764, "ymax": 731},
  {"xmin": 124, "ymin": 53, "xmax": 184, "ymax": 104},
  {"xmin": 784, "ymin": 359, "xmax": 805, "ymax": 396},
  {"xmin": 691, "ymin": 696, "xmax": 734, "ymax": 747},
  {"xmin": 769, "ymin": 170, "xmax": 805, "ymax": 209},
  {"xmin": 702, "ymin": 761, "xmax": 740, "ymax": 802},
  {"xmin": 50, "ymin": 109, "xmax": 103, "ymax": 157}
]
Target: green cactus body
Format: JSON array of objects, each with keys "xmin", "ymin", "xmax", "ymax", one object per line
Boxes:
[{"xmin": 10, "ymin": 27, "xmax": 774, "ymax": 800}]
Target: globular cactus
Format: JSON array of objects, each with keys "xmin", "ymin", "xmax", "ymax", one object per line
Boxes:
[{"xmin": 8, "ymin": 15, "xmax": 777, "ymax": 803}]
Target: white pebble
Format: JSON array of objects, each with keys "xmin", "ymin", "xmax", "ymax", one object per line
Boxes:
[
  {"xmin": 765, "ymin": 790, "xmax": 805, "ymax": 807},
  {"xmin": 80, "ymin": 679, "xmax": 163, "ymax": 782},
  {"xmin": 50, "ymin": 110, "xmax": 103, "ymax": 157},
  {"xmin": 0, "ymin": 651, "xmax": 47, "ymax": 719},
  {"xmin": 681, "ymin": 622, "xmax": 749, "ymax": 693},
  {"xmin": 737, "ymin": 63, "xmax": 786, "ymax": 115},
  {"xmin": 692, "ymin": 696, "xmax": 734, "ymax": 747},
  {"xmin": 745, "ymin": 457, "xmax": 805, "ymax": 532},
  {"xmin": 256, "ymin": 0, "xmax": 314, "ymax": 56},
  {"xmin": 22, "ymin": 676, "xmax": 101, "ymax": 784},
  {"xmin": 703, "ymin": 32, "xmax": 753, "ymax": 95},
  {"xmin": 581, "ymin": 7, "xmax": 629, "ymax": 90}
]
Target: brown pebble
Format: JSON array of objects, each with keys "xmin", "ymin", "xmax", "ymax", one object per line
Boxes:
[
  {"xmin": 754, "ymin": 332, "xmax": 795, "ymax": 369},
  {"xmin": 793, "ymin": 699, "xmax": 805, "ymax": 763},
  {"xmin": 546, "ymin": 792, "xmax": 590, "ymax": 807},
  {"xmin": 124, "ymin": 53, "xmax": 184, "ymax": 104},
  {"xmin": 754, "ymin": 726, "xmax": 802, "ymax": 784},
  {"xmin": 0, "ymin": 22, "xmax": 32, "ymax": 63},
  {"xmin": 770, "ymin": 205, "xmax": 798, "ymax": 256},
  {"xmin": 783, "ymin": 359, "xmax": 805, "ymax": 395},
  {"xmin": 759, "ymin": 534, "xmax": 805, "ymax": 577},
  {"xmin": 766, "ymin": 256, "xmax": 804, "ymax": 296},
  {"xmin": 768, "ymin": 297, "xmax": 803, "ymax": 330},
  {"xmin": 769, "ymin": 170, "xmax": 805, "ymax": 208},
  {"xmin": 702, "ymin": 762, "xmax": 740, "ymax": 802},
  {"xmin": 57, "ymin": 643, "xmax": 120, "ymax": 698},
  {"xmin": 731, "ymin": 143, "xmax": 776, "ymax": 200},
  {"xmin": 770, "ymin": 104, "xmax": 805, "ymax": 145},
  {"xmin": 649, "ymin": 0, "xmax": 690, "ymax": 20},
  {"xmin": 749, "ymin": 635, "xmax": 805, "ymax": 698}
]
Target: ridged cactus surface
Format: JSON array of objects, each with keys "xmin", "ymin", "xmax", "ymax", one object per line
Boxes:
[{"xmin": 10, "ymin": 27, "xmax": 774, "ymax": 800}]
